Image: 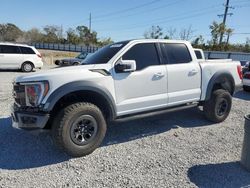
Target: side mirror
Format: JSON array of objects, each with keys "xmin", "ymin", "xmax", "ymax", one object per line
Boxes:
[{"xmin": 115, "ymin": 59, "xmax": 136, "ymax": 73}]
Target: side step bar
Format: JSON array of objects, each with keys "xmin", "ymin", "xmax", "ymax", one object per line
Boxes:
[{"xmin": 114, "ymin": 103, "xmax": 199, "ymax": 122}]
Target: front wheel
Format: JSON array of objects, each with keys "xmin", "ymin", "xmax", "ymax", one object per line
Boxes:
[
  {"xmin": 203, "ymin": 89, "xmax": 232, "ymax": 123},
  {"xmin": 52, "ymin": 102, "xmax": 107, "ymax": 157}
]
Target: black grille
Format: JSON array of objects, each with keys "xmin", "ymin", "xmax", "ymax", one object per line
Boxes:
[{"xmin": 13, "ymin": 83, "xmax": 26, "ymax": 106}]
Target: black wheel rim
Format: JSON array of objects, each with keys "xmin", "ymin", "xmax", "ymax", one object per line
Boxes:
[
  {"xmin": 216, "ymin": 99, "xmax": 228, "ymax": 117},
  {"xmin": 70, "ymin": 115, "xmax": 98, "ymax": 145}
]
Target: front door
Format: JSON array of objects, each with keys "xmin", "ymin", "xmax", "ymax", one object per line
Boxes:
[{"xmin": 113, "ymin": 43, "xmax": 168, "ymax": 116}]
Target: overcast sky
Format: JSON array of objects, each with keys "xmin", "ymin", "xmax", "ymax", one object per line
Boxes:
[{"xmin": 0, "ymin": 0, "xmax": 249, "ymax": 43}]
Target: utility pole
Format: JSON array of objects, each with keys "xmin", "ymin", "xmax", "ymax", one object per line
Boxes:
[
  {"xmin": 218, "ymin": 0, "xmax": 233, "ymax": 44},
  {"xmin": 89, "ymin": 13, "xmax": 92, "ymax": 33}
]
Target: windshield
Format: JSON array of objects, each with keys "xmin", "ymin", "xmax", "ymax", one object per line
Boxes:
[
  {"xmin": 84, "ymin": 41, "xmax": 129, "ymax": 64},
  {"xmin": 76, "ymin": 52, "xmax": 88, "ymax": 59}
]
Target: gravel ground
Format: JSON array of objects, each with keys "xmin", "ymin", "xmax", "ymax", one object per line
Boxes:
[{"xmin": 0, "ymin": 67, "xmax": 250, "ymax": 188}]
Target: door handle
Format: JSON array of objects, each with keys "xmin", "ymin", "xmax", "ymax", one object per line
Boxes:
[
  {"xmin": 154, "ymin": 72, "xmax": 164, "ymax": 77},
  {"xmin": 189, "ymin": 69, "xmax": 198, "ymax": 75}
]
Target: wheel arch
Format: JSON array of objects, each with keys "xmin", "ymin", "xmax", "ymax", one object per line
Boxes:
[
  {"xmin": 205, "ymin": 71, "xmax": 235, "ymax": 101},
  {"xmin": 44, "ymin": 81, "xmax": 116, "ymax": 122},
  {"xmin": 21, "ymin": 61, "xmax": 34, "ymax": 69}
]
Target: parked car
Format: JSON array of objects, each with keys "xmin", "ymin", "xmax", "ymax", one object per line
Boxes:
[
  {"xmin": 0, "ymin": 43, "xmax": 43, "ymax": 72},
  {"xmin": 12, "ymin": 39, "xmax": 242, "ymax": 157},
  {"xmin": 242, "ymin": 61, "xmax": 250, "ymax": 75},
  {"xmin": 55, "ymin": 52, "xmax": 89, "ymax": 66},
  {"xmin": 243, "ymin": 67, "xmax": 250, "ymax": 92}
]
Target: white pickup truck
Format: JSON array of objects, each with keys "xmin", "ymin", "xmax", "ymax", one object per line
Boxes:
[{"xmin": 12, "ymin": 39, "xmax": 242, "ymax": 157}]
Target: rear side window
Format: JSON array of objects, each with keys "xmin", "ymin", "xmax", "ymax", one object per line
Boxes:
[
  {"xmin": 195, "ymin": 50, "xmax": 203, "ymax": 59},
  {"xmin": 20, "ymin": 46, "xmax": 35, "ymax": 54},
  {"xmin": 122, "ymin": 43, "xmax": 160, "ymax": 70},
  {"xmin": 0, "ymin": 45, "xmax": 21, "ymax": 54},
  {"xmin": 161, "ymin": 43, "xmax": 192, "ymax": 64}
]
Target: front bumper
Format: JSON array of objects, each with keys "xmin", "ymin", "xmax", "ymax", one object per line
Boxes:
[{"xmin": 11, "ymin": 106, "xmax": 49, "ymax": 129}]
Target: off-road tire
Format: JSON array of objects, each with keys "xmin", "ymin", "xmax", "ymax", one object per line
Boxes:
[
  {"xmin": 203, "ymin": 89, "xmax": 232, "ymax": 123},
  {"xmin": 52, "ymin": 102, "xmax": 107, "ymax": 157}
]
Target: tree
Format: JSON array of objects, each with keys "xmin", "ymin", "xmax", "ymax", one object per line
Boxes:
[
  {"xmin": 192, "ymin": 35, "xmax": 205, "ymax": 48},
  {"xmin": 66, "ymin": 28, "xmax": 80, "ymax": 44},
  {"xmin": 76, "ymin": 25, "xmax": 97, "ymax": 46},
  {"xmin": 166, "ymin": 27, "xmax": 177, "ymax": 39},
  {"xmin": 97, "ymin": 37, "xmax": 113, "ymax": 46},
  {"xmin": 179, "ymin": 25, "xmax": 194, "ymax": 41},
  {"xmin": 43, "ymin": 25, "xmax": 61, "ymax": 43},
  {"xmin": 0, "ymin": 23, "xmax": 23, "ymax": 42},
  {"xmin": 24, "ymin": 28, "xmax": 43, "ymax": 43},
  {"xmin": 144, "ymin": 25, "xmax": 163, "ymax": 39},
  {"xmin": 209, "ymin": 21, "xmax": 220, "ymax": 45},
  {"xmin": 225, "ymin": 28, "xmax": 233, "ymax": 45}
]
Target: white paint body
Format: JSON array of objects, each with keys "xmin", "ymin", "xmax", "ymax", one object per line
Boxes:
[
  {"xmin": 0, "ymin": 43, "xmax": 43, "ymax": 70},
  {"xmin": 15, "ymin": 39, "xmax": 242, "ymax": 117}
]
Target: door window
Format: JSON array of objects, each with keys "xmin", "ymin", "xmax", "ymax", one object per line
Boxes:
[
  {"xmin": 20, "ymin": 46, "xmax": 35, "ymax": 54},
  {"xmin": 161, "ymin": 43, "xmax": 192, "ymax": 64},
  {"xmin": 122, "ymin": 43, "xmax": 160, "ymax": 71},
  {"xmin": 0, "ymin": 45, "xmax": 21, "ymax": 54}
]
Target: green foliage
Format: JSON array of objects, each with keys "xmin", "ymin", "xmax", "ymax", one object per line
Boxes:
[
  {"xmin": 97, "ymin": 37, "xmax": 113, "ymax": 46},
  {"xmin": 0, "ymin": 23, "xmax": 23, "ymax": 41},
  {"xmin": 76, "ymin": 26, "xmax": 97, "ymax": 45},
  {"xmin": 24, "ymin": 28, "xmax": 43, "ymax": 43},
  {"xmin": 66, "ymin": 28, "xmax": 80, "ymax": 45},
  {"xmin": 144, "ymin": 25, "xmax": 169, "ymax": 39},
  {"xmin": 0, "ymin": 23, "xmax": 106, "ymax": 47}
]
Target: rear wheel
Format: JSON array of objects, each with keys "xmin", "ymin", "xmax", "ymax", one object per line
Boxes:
[
  {"xmin": 73, "ymin": 62, "xmax": 80, "ymax": 66},
  {"xmin": 203, "ymin": 89, "xmax": 232, "ymax": 123},
  {"xmin": 21, "ymin": 62, "xmax": 33, "ymax": 72},
  {"xmin": 52, "ymin": 102, "xmax": 107, "ymax": 157}
]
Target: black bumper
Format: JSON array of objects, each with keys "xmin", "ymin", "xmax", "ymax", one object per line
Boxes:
[{"xmin": 11, "ymin": 106, "xmax": 49, "ymax": 129}]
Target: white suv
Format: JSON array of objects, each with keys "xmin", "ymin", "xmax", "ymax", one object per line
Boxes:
[{"xmin": 0, "ymin": 43, "xmax": 43, "ymax": 72}]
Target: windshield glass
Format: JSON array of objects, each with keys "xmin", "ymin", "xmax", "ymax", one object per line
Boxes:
[{"xmin": 84, "ymin": 41, "xmax": 129, "ymax": 64}]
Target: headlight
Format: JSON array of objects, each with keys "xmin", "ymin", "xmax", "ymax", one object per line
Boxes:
[{"xmin": 23, "ymin": 81, "xmax": 49, "ymax": 107}]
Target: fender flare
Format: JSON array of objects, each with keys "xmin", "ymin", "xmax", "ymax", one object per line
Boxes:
[
  {"xmin": 43, "ymin": 81, "xmax": 116, "ymax": 119},
  {"xmin": 205, "ymin": 71, "xmax": 235, "ymax": 101}
]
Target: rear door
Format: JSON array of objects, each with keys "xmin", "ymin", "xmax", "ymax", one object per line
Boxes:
[
  {"xmin": 160, "ymin": 43, "xmax": 201, "ymax": 105},
  {"xmin": 113, "ymin": 42, "xmax": 168, "ymax": 116},
  {"xmin": 19, "ymin": 46, "xmax": 36, "ymax": 62},
  {"xmin": 0, "ymin": 45, "xmax": 23, "ymax": 68}
]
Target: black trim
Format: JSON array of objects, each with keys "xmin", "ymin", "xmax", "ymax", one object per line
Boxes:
[
  {"xmin": 115, "ymin": 103, "xmax": 198, "ymax": 122},
  {"xmin": 155, "ymin": 43, "xmax": 164, "ymax": 65},
  {"xmin": 44, "ymin": 81, "xmax": 116, "ymax": 119},
  {"xmin": 205, "ymin": 71, "xmax": 235, "ymax": 100},
  {"xmin": 89, "ymin": 69, "xmax": 111, "ymax": 76}
]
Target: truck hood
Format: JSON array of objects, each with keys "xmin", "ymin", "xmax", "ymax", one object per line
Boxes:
[{"xmin": 15, "ymin": 64, "xmax": 111, "ymax": 83}]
